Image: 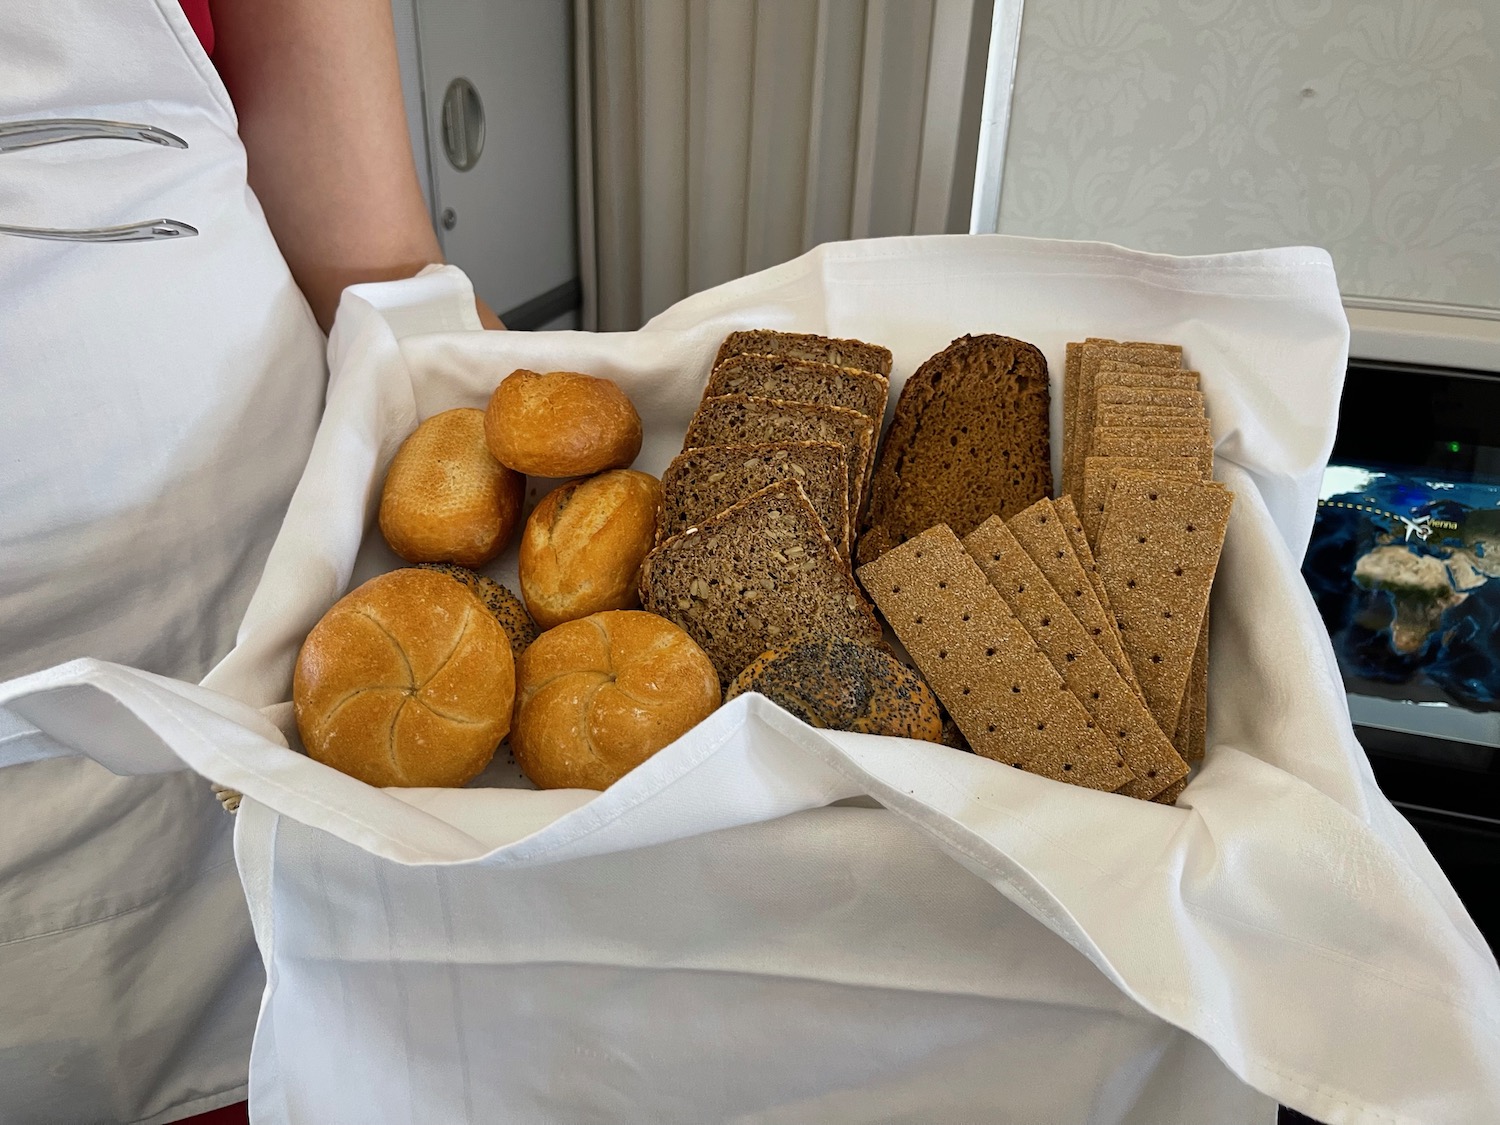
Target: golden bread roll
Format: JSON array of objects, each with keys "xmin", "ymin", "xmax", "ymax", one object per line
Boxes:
[
  {"xmin": 726, "ymin": 635, "xmax": 944, "ymax": 742},
  {"xmin": 379, "ymin": 408, "xmax": 525, "ymax": 567},
  {"xmin": 293, "ymin": 568, "xmax": 515, "ymax": 787},
  {"xmin": 417, "ymin": 562, "xmax": 540, "ymax": 659},
  {"xmin": 512, "ymin": 610, "xmax": 720, "ymax": 789},
  {"xmin": 484, "ymin": 369, "xmax": 642, "ymax": 477},
  {"xmin": 519, "ymin": 469, "xmax": 662, "ymax": 629}
]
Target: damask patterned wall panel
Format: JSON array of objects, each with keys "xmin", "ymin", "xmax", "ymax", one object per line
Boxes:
[{"xmin": 996, "ymin": 0, "xmax": 1500, "ymax": 311}]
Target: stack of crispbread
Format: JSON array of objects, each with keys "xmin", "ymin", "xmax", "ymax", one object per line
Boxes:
[
  {"xmin": 855, "ymin": 336, "xmax": 1232, "ymax": 805},
  {"xmin": 1065, "ymin": 338, "xmax": 1230, "ymax": 789},
  {"xmin": 641, "ymin": 331, "xmax": 893, "ymax": 686}
]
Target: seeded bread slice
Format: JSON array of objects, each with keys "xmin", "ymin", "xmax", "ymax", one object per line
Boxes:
[
  {"xmin": 638, "ymin": 480, "xmax": 882, "ymax": 687},
  {"xmin": 857, "ymin": 334, "xmax": 1051, "ymax": 567},
  {"xmin": 658, "ymin": 442, "xmax": 850, "ymax": 558},
  {"xmin": 683, "ymin": 394, "xmax": 875, "ymax": 527},
  {"xmin": 705, "ymin": 354, "xmax": 889, "ymax": 424},
  {"xmin": 713, "ymin": 330, "xmax": 893, "ymax": 377}
]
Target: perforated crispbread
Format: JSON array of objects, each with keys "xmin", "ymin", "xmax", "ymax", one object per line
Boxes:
[
  {"xmin": 1063, "ymin": 343, "xmax": 1083, "ymax": 497},
  {"xmin": 1096, "ymin": 386, "xmax": 1204, "ymax": 411},
  {"xmin": 1067, "ymin": 341, "xmax": 1184, "ymax": 495},
  {"xmin": 1092, "ymin": 429, "xmax": 1214, "ymax": 478},
  {"xmin": 1005, "ymin": 497, "xmax": 1138, "ymax": 698},
  {"xmin": 1101, "ymin": 369, "xmax": 1202, "ymax": 390},
  {"xmin": 964, "ymin": 517, "xmax": 1187, "ymax": 800},
  {"xmin": 1174, "ymin": 609, "xmax": 1210, "ymax": 762},
  {"xmin": 1054, "ymin": 496, "xmax": 1115, "ymax": 623},
  {"xmin": 858, "ymin": 525, "xmax": 1129, "ymax": 791},
  {"xmin": 1081, "ymin": 455, "xmax": 1203, "ymax": 546},
  {"xmin": 1095, "ymin": 475, "xmax": 1233, "ymax": 736}
]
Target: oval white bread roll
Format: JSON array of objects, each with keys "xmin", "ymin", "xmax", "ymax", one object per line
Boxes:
[
  {"xmin": 379, "ymin": 407, "xmax": 525, "ymax": 567},
  {"xmin": 519, "ymin": 469, "xmax": 662, "ymax": 629}
]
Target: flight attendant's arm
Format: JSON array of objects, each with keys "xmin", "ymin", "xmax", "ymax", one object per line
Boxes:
[{"xmin": 211, "ymin": 0, "xmax": 504, "ymax": 331}]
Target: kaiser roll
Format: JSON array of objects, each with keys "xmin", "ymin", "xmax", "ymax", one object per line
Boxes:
[
  {"xmin": 512, "ymin": 610, "xmax": 719, "ymax": 790},
  {"xmin": 519, "ymin": 469, "xmax": 662, "ymax": 629},
  {"xmin": 293, "ymin": 568, "xmax": 515, "ymax": 787},
  {"xmin": 484, "ymin": 369, "xmax": 642, "ymax": 477},
  {"xmin": 379, "ymin": 408, "xmax": 525, "ymax": 567}
]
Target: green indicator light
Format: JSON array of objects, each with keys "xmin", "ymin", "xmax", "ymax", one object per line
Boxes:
[{"xmin": 1448, "ymin": 441, "xmax": 1461, "ymax": 453}]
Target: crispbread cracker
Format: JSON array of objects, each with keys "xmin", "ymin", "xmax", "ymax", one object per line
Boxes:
[
  {"xmin": 964, "ymin": 517, "xmax": 1187, "ymax": 800},
  {"xmin": 1092, "ymin": 429, "xmax": 1214, "ymax": 477},
  {"xmin": 1063, "ymin": 343, "xmax": 1082, "ymax": 497},
  {"xmin": 1096, "ymin": 476, "xmax": 1233, "ymax": 736},
  {"xmin": 1006, "ymin": 497, "xmax": 1139, "ymax": 699},
  {"xmin": 1174, "ymin": 609, "xmax": 1209, "ymax": 762},
  {"xmin": 858, "ymin": 526, "xmax": 1129, "ymax": 791},
  {"xmin": 1101, "ymin": 370, "xmax": 1202, "ymax": 390},
  {"xmin": 1054, "ymin": 495, "xmax": 1115, "ymax": 621},
  {"xmin": 1082, "ymin": 455, "xmax": 1202, "ymax": 546},
  {"xmin": 1096, "ymin": 409, "xmax": 1208, "ymax": 430},
  {"xmin": 1152, "ymin": 776, "xmax": 1189, "ymax": 805},
  {"xmin": 1070, "ymin": 341, "xmax": 1184, "ymax": 495},
  {"xmin": 1096, "ymin": 386, "xmax": 1204, "ymax": 410}
]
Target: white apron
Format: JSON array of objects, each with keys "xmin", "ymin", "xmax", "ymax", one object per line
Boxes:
[{"xmin": 0, "ymin": 1, "xmax": 325, "ymax": 1120}]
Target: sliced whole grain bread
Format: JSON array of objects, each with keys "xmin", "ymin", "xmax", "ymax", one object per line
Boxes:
[
  {"xmin": 713, "ymin": 330, "xmax": 892, "ymax": 377},
  {"xmin": 657, "ymin": 441, "xmax": 850, "ymax": 558},
  {"xmin": 705, "ymin": 353, "xmax": 889, "ymax": 424},
  {"xmin": 638, "ymin": 480, "xmax": 883, "ymax": 687},
  {"xmin": 683, "ymin": 394, "xmax": 874, "ymax": 527},
  {"xmin": 857, "ymin": 334, "xmax": 1051, "ymax": 567}
]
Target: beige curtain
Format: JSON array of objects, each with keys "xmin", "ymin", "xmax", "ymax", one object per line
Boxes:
[{"xmin": 575, "ymin": 0, "xmax": 994, "ymax": 331}]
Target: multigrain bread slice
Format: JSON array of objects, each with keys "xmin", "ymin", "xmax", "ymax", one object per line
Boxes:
[
  {"xmin": 713, "ymin": 330, "xmax": 893, "ymax": 377},
  {"xmin": 657, "ymin": 442, "xmax": 850, "ymax": 558},
  {"xmin": 638, "ymin": 480, "xmax": 882, "ymax": 687},
  {"xmin": 705, "ymin": 353, "xmax": 889, "ymax": 423},
  {"xmin": 857, "ymin": 334, "xmax": 1051, "ymax": 567},
  {"xmin": 683, "ymin": 394, "xmax": 875, "ymax": 526}
]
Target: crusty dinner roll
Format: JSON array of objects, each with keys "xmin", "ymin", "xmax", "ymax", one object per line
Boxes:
[
  {"xmin": 379, "ymin": 408, "xmax": 525, "ymax": 567},
  {"xmin": 484, "ymin": 369, "xmax": 642, "ymax": 477},
  {"xmin": 725, "ymin": 635, "xmax": 944, "ymax": 742},
  {"xmin": 294, "ymin": 568, "xmax": 515, "ymax": 787},
  {"xmin": 512, "ymin": 610, "xmax": 720, "ymax": 790},
  {"xmin": 519, "ymin": 469, "xmax": 662, "ymax": 629}
]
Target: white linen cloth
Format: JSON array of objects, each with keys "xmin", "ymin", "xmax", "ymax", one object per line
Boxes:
[
  {"xmin": 4, "ymin": 237, "xmax": 1498, "ymax": 1125},
  {"xmin": 0, "ymin": 0, "xmax": 324, "ymax": 1120}
]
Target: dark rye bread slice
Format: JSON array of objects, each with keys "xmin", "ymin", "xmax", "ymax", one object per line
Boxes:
[
  {"xmin": 705, "ymin": 353, "xmax": 889, "ymax": 424},
  {"xmin": 638, "ymin": 480, "xmax": 882, "ymax": 688},
  {"xmin": 713, "ymin": 330, "xmax": 893, "ymax": 377},
  {"xmin": 657, "ymin": 442, "xmax": 850, "ymax": 558},
  {"xmin": 683, "ymin": 394, "xmax": 875, "ymax": 527},
  {"xmin": 857, "ymin": 334, "xmax": 1051, "ymax": 567}
]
